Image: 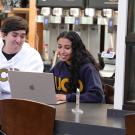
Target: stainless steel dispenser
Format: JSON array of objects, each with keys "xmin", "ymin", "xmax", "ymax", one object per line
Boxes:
[
  {"xmin": 40, "ymin": 7, "xmax": 51, "ymax": 61},
  {"xmin": 78, "ymin": 8, "xmax": 100, "ymax": 61},
  {"xmin": 82, "ymin": 8, "xmax": 95, "ymax": 24},
  {"xmin": 37, "ymin": 0, "xmax": 86, "ymax": 68},
  {"xmin": 40, "ymin": 7, "xmax": 65, "ymax": 61},
  {"xmin": 100, "ymin": 8, "xmax": 117, "ymax": 52},
  {"xmin": 69, "ymin": 8, "xmax": 80, "ymax": 33}
]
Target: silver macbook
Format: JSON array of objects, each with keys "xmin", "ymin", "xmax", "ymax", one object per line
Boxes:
[{"xmin": 8, "ymin": 71, "xmax": 66, "ymax": 105}]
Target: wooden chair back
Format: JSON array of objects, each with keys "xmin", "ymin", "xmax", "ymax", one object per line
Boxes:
[
  {"xmin": 103, "ymin": 84, "xmax": 114, "ymax": 104},
  {"xmin": 125, "ymin": 113, "xmax": 135, "ymax": 135},
  {"xmin": 0, "ymin": 99, "xmax": 56, "ymax": 135}
]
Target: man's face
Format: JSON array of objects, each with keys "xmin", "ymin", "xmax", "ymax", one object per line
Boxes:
[{"xmin": 3, "ymin": 30, "xmax": 26, "ymax": 53}]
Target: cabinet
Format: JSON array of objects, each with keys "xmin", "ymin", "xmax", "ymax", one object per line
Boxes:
[
  {"xmin": 123, "ymin": 0, "xmax": 135, "ymax": 111},
  {"xmin": 0, "ymin": 0, "xmax": 37, "ymax": 48}
]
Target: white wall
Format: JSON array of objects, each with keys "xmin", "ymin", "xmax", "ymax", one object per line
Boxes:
[{"xmin": 114, "ymin": 0, "xmax": 128, "ymax": 110}]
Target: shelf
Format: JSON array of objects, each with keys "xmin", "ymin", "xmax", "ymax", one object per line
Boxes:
[
  {"xmin": 12, "ymin": 8, "xmax": 29, "ymax": 13},
  {"xmin": 0, "ymin": 8, "xmax": 29, "ymax": 13}
]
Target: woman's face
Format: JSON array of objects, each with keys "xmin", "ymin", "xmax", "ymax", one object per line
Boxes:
[{"xmin": 57, "ymin": 37, "xmax": 72, "ymax": 64}]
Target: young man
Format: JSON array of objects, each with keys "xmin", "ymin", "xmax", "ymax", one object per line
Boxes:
[{"xmin": 0, "ymin": 16, "xmax": 43, "ymax": 93}]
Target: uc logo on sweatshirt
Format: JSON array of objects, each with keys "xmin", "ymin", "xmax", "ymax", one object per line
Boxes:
[
  {"xmin": 54, "ymin": 76, "xmax": 83, "ymax": 93},
  {"xmin": 0, "ymin": 68, "xmax": 8, "ymax": 82},
  {"xmin": 0, "ymin": 68, "xmax": 19, "ymax": 82}
]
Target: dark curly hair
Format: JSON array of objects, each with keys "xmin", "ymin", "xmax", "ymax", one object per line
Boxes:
[{"xmin": 57, "ymin": 31, "xmax": 100, "ymax": 91}]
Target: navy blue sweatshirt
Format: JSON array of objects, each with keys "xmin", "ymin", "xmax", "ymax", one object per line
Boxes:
[{"xmin": 50, "ymin": 61, "xmax": 105, "ymax": 103}]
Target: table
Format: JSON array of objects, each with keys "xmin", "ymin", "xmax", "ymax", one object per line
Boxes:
[
  {"xmin": 54, "ymin": 103, "xmax": 125, "ymax": 135},
  {"xmin": 0, "ymin": 93, "xmax": 125, "ymax": 135}
]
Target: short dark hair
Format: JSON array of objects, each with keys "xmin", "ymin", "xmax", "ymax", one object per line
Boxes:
[{"xmin": 1, "ymin": 16, "xmax": 28, "ymax": 34}]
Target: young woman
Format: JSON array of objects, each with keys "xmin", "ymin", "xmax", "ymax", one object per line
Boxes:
[{"xmin": 51, "ymin": 31, "xmax": 105, "ymax": 103}]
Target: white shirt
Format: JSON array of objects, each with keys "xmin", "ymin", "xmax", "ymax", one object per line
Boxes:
[{"xmin": 0, "ymin": 39, "xmax": 44, "ymax": 93}]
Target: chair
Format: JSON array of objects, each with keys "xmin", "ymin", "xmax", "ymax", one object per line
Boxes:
[
  {"xmin": 103, "ymin": 84, "xmax": 114, "ymax": 104},
  {"xmin": 125, "ymin": 113, "xmax": 135, "ymax": 135},
  {"xmin": 98, "ymin": 52, "xmax": 105, "ymax": 70},
  {"xmin": 0, "ymin": 99, "xmax": 56, "ymax": 135}
]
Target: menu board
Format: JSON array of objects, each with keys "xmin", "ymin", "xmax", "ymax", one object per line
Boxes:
[
  {"xmin": 37, "ymin": 0, "xmax": 86, "ymax": 8},
  {"xmin": 88, "ymin": 0, "xmax": 118, "ymax": 9}
]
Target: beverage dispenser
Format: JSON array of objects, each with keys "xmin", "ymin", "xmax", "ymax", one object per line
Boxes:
[
  {"xmin": 36, "ymin": 0, "xmax": 86, "ymax": 63},
  {"xmin": 64, "ymin": 8, "xmax": 79, "ymax": 31},
  {"xmin": 40, "ymin": 7, "xmax": 51, "ymax": 61},
  {"xmin": 103, "ymin": 9, "xmax": 117, "ymax": 52},
  {"xmin": 41, "ymin": 7, "xmax": 64, "ymax": 61},
  {"xmin": 78, "ymin": 8, "xmax": 100, "ymax": 61}
]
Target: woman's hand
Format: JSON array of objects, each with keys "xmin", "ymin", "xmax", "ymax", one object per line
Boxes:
[{"xmin": 56, "ymin": 94, "xmax": 66, "ymax": 101}]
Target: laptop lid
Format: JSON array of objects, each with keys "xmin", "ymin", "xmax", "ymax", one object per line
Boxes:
[{"xmin": 8, "ymin": 71, "xmax": 59, "ymax": 105}]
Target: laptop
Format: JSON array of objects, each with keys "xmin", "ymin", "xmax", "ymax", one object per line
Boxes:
[{"xmin": 8, "ymin": 71, "xmax": 66, "ymax": 105}]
